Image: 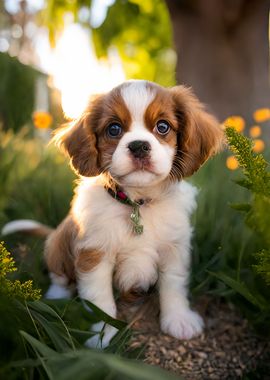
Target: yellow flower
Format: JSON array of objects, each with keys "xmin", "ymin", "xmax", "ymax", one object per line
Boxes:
[
  {"xmin": 226, "ymin": 156, "xmax": 239, "ymax": 170},
  {"xmin": 253, "ymin": 139, "xmax": 265, "ymax": 153},
  {"xmin": 2, "ymin": 257, "xmax": 11, "ymax": 264},
  {"xmin": 223, "ymin": 116, "xmax": 245, "ymax": 132},
  {"xmin": 32, "ymin": 111, "xmax": 53, "ymax": 129},
  {"xmin": 249, "ymin": 126, "xmax": 262, "ymax": 138},
  {"xmin": 253, "ymin": 108, "xmax": 270, "ymax": 123}
]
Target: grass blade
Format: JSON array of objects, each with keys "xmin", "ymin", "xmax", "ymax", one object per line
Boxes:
[{"xmin": 208, "ymin": 271, "xmax": 268, "ymax": 310}]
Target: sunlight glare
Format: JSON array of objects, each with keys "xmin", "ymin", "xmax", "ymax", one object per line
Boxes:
[
  {"xmin": 52, "ymin": 24, "xmax": 125, "ymax": 118},
  {"xmin": 51, "ymin": 24, "xmax": 125, "ymax": 119}
]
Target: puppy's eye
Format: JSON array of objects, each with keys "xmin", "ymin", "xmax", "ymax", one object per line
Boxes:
[
  {"xmin": 107, "ymin": 123, "xmax": 122, "ymax": 138},
  {"xmin": 155, "ymin": 120, "xmax": 171, "ymax": 135}
]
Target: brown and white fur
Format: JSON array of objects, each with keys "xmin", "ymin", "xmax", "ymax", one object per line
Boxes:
[{"xmin": 2, "ymin": 80, "xmax": 223, "ymax": 347}]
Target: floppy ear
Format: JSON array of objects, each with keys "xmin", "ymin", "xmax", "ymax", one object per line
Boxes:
[
  {"xmin": 52, "ymin": 93, "xmax": 106, "ymax": 177},
  {"xmin": 170, "ymin": 86, "xmax": 224, "ymax": 178}
]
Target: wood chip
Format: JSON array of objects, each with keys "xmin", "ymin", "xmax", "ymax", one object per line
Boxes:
[{"xmin": 125, "ymin": 296, "xmax": 270, "ymax": 379}]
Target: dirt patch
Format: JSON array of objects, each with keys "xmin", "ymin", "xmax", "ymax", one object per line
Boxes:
[{"xmin": 122, "ymin": 296, "xmax": 270, "ymax": 379}]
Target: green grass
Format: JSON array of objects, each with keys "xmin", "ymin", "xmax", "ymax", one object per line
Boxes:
[
  {"xmin": 0, "ymin": 128, "xmax": 269, "ymax": 379},
  {"xmin": 191, "ymin": 154, "xmax": 260, "ymax": 293}
]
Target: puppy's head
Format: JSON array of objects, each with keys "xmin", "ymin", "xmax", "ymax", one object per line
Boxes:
[{"xmin": 55, "ymin": 80, "xmax": 224, "ymax": 186}]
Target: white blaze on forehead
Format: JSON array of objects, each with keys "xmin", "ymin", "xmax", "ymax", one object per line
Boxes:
[
  {"xmin": 121, "ymin": 80, "xmax": 156, "ymax": 125},
  {"xmin": 111, "ymin": 80, "xmax": 174, "ymax": 186}
]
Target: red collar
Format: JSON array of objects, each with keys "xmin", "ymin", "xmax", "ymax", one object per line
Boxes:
[{"xmin": 105, "ymin": 185, "xmax": 144, "ymax": 235}]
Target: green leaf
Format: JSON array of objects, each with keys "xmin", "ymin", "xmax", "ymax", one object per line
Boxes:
[
  {"xmin": 28, "ymin": 300, "xmax": 66, "ymax": 319},
  {"xmin": 19, "ymin": 332, "xmax": 181, "ymax": 380},
  {"xmin": 53, "ymin": 350, "xmax": 181, "ymax": 380},
  {"xmin": 10, "ymin": 358, "xmax": 41, "ymax": 368},
  {"xmin": 233, "ymin": 178, "xmax": 252, "ymax": 189},
  {"xmin": 95, "ymin": 353, "xmax": 181, "ymax": 380},
  {"xmin": 225, "ymin": 127, "xmax": 270, "ymax": 197},
  {"xmin": 253, "ymin": 249, "xmax": 270, "ymax": 286},
  {"xmin": 82, "ymin": 299, "xmax": 127, "ymax": 330},
  {"xmin": 207, "ymin": 271, "xmax": 268, "ymax": 310},
  {"xmin": 68, "ymin": 328, "xmax": 95, "ymax": 344},
  {"xmin": 20, "ymin": 330, "xmax": 56, "ymax": 379},
  {"xmin": 20, "ymin": 330, "xmax": 57, "ymax": 357},
  {"xmin": 30, "ymin": 310, "xmax": 74, "ymax": 352},
  {"xmin": 229, "ymin": 203, "xmax": 251, "ymax": 212},
  {"xmin": 28, "ymin": 301, "xmax": 76, "ymax": 350}
]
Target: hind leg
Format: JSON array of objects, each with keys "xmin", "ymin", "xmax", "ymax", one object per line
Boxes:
[
  {"xmin": 45, "ymin": 273, "xmax": 74, "ymax": 299},
  {"xmin": 44, "ymin": 216, "xmax": 77, "ymax": 299}
]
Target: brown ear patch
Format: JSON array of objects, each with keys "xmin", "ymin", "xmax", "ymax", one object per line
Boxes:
[
  {"xmin": 170, "ymin": 86, "xmax": 224, "ymax": 179},
  {"xmin": 44, "ymin": 215, "xmax": 78, "ymax": 282},
  {"xmin": 55, "ymin": 116, "xmax": 99, "ymax": 177},
  {"xmin": 53, "ymin": 95, "xmax": 106, "ymax": 177}
]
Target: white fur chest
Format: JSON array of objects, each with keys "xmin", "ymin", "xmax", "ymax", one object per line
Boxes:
[{"xmin": 73, "ymin": 178, "xmax": 197, "ymax": 291}]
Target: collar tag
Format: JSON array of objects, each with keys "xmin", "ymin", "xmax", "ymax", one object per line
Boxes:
[
  {"xmin": 130, "ymin": 204, "xmax": 144, "ymax": 235},
  {"xmin": 106, "ymin": 186, "xmax": 144, "ymax": 235}
]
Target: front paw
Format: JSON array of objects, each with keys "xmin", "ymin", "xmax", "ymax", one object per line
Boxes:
[
  {"xmin": 161, "ymin": 308, "xmax": 204, "ymax": 340},
  {"xmin": 85, "ymin": 322, "xmax": 119, "ymax": 349},
  {"xmin": 45, "ymin": 284, "xmax": 72, "ymax": 299}
]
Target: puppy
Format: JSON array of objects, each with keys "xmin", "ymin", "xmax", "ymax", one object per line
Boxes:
[{"xmin": 3, "ymin": 80, "xmax": 223, "ymax": 347}]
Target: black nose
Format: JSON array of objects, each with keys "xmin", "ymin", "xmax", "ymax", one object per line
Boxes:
[{"xmin": 128, "ymin": 140, "xmax": 151, "ymax": 158}]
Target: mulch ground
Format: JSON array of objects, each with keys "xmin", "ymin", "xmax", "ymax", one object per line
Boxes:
[{"xmin": 120, "ymin": 296, "xmax": 270, "ymax": 379}]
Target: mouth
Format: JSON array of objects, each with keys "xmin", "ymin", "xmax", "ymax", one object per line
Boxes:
[
  {"xmin": 116, "ymin": 168, "xmax": 157, "ymax": 179},
  {"xmin": 109, "ymin": 154, "xmax": 168, "ymax": 185},
  {"xmin": 131, "ymin": 157, "xmax": 154, "ymax": 172},
  {"xmin": 113, "ymin": 167, "xmax": 158, "ymax": 183}
]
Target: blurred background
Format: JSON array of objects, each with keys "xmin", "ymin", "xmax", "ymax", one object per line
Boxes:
[
  {"xmin": 0, "ymin": 0, "xmax": 175, "ymax": 129},
  {"xmin": 0, "ymin": 1, "xmax": 269, "ymax": 377},
  {"xmin": 1, "ymin": 0, "xmax": 270, "ymax": 133}
]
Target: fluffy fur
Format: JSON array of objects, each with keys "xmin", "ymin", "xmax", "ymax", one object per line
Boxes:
[{"xmin": 3, "ymin": 80, "xmax": 224, "ymax": 348}]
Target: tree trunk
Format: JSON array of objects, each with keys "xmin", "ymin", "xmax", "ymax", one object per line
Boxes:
[{"xmin": 165, "ymin": 0, "xmax": 270, "ymax": 127}]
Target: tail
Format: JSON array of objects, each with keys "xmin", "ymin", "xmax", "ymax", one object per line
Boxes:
[{"xmin": 1, "ymin": 219, "xmax": 54, "ymax": 238}]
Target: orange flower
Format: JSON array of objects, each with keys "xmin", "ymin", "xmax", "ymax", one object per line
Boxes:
[
  {"xmin": 253, "ymin": 108, "xmax": 270, "ymax": 123},
  {"xmin": 223, "ymin": 116, "xmax": 245, "ymax": 132},
  {"xmin": 226, "ymin": 156, "xmax": 239, "ymax": 170},
  {"xmin": 32, "ymin": 111, "xmax": 53, "ymax": 129},
  {"xmin": 249, "ymin": 126, "xmax": 262, "ymax": 138},
  {"xmin": 253, "ymin": 139, "xmax": 265, "ymax": 153}
]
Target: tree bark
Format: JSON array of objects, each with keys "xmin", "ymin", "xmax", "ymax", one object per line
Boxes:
[{"xmin": 165, "ymin": 0, "xmax": 270, "ymax": 126}]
